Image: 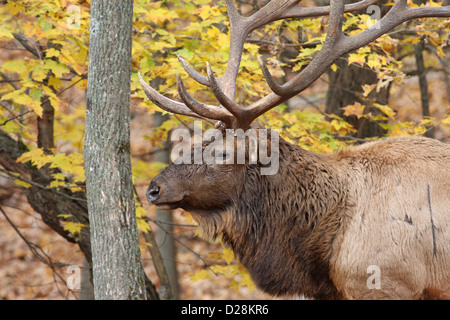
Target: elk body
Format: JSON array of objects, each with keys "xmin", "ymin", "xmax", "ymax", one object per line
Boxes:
[
  {"xmin": 148, "ymin": 131, "xmax": 450, "ymax": 299},
  {"xmin": 140, "ymin": 0, "xmax": 450, "ymax": 299}
]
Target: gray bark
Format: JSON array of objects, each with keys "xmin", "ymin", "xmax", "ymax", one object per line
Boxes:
[
  {"xmin": 84, "ymin": 0, "xmax": 147, "ymax": 300},
  {"xmin": 153, "ymin": 112, "xmax": 180, "ymax": 299}
]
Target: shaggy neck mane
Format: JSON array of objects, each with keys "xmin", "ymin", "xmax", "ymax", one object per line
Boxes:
[{"xmin": 191, "ymin": 138, "xmax": 349, "ymax": 299}]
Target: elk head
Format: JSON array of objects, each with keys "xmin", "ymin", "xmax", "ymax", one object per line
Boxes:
[
  {"xmin": 140, "ymin": 0, "xmax": 450, "ymax": 212},
  {"xmin": 146, "ymin": 126, "xmax": 280, "ymax": 216}
]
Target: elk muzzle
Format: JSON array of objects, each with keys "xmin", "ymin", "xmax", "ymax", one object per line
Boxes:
[
  {"xmin": 146, "ymin": 181, "xmax": 160, "ymax": 202},
  {"xmin": 146, "ymin": 174, "xmax": 186, "ymax": 210}
]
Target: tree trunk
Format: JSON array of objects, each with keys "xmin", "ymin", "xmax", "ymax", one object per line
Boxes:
[
  {"xmin": 325, "ymin": 1, "xmax": 391, "ymax": 139},
  {"xmin": 153, "ymin": 112, "xmax": 180, "ymax": 299},
  {"xmin": 84, "ymin": 0, "xmax": 147, "ymax": 300},
  {"xmin": 414, "ymin": 37, "xmax": 434, "ymax": 138},
  {"xmin": 325, "ymin": 58, "xmax": 390, "ymax": 139}
]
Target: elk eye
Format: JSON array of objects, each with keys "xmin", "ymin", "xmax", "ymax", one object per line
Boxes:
[{"xmin": 214, "ymin": 150, "xmax": 230, "ymax": 162}]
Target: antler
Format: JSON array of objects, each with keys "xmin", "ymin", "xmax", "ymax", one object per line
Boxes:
[{"xmin": 140, "ymin": 0, "xmax": 450, "ymax": 130}]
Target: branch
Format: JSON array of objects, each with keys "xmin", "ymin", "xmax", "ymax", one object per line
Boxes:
[
  {"xmin": 0, "ymin": 205, "xmax": 79, "ymax": 299},
  {"xmin": 0, "ymin": 129, "xmax": 91, "ymax": 262},
  {"xmin": 12, "ymin": 33, "xmax": 42, "ymax": 59}
]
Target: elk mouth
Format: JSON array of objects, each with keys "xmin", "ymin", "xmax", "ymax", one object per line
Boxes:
[
  {"xmin": 152, "ymin": 199, "xmax": 184, "ymax": 210},
  {"xmin": 147, "ymin": 182, "xmax": 186, "ymax": 210}
]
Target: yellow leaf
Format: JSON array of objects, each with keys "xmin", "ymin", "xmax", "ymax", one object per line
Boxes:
[
  {"xmin": 436, "ymin": 46, "xmax": 445, "ymax": 58},
  {"xmin": 0, "ymin": 26, "xmax": 14, "ymax": 40},
  {"xmin": 362, "ymin": 84, "xmax": 376, "ymax": 97},
  {"xmin": 137, "ymin": 218, "xmax": 151, "ymax": 233},
  {"xmin": 402, "ymin": 37, "xmax": 421, "ymax": 44},
  {"xmin": 330, "ymin": 63, "xmax": 339, "ymax": 72},
  {"xmin": 17, "ymin": 148, "xmax": 49, "ymax": 168},
  {"xmin": 49, "ymin": 95, "xmax": 61, "ymax": 111},
  {"xmin": 32, "ymin": 64, "xmax": 48, "ymax": 82},
  {"xmin": 222, "ymin": 247, "xmax": 234, "ymax": 265},
  {"xmin": 428, "ymin": 35, "xmax": 441, "ymax": 47},
  {"xmin": 348, "ymin": 53, "xmax": 365, "ymax": 67},
  {"xmin": 342, "ymin": 102, "xmax": 365, "ymax": 119},
  {"xmin": 367, "ymin": 54, "xmax": 382, "ymax": 69},
  {"xmin": 14, "ymin": 179, "xmax": 32, "ymax": 189},
  {"xmin": 5, "ymin": 2, "xmax": 25, "ymax": 15},
  {"xmin": 49, "ymin": 179, "xmax": 67, "ymax": 188},
  {"xmin": 210, "ymin": 265, "xmax": 237, "ymax": 275},
  {"xmin": 240, "ymin": 272, "xmax": 256, "ymax": 291},
  {"xmin": 135, "ymin": 203, "xmax": 147, "ymax": 218},
  {"xmin": 429, "ymin": 0, "xmax": 442, "ymax": 7},
  {"xmin": 46, "ymin": 48, "xmax": 60, "ymax": 58},
  {"xmin": 374, "ymin": 103, "xmax": 396, "ymax": 120},
  {"xmin": 190, "ymin": 269, "xmax": 210, "ymax": 282},
  {"xmin": 48, "ymin": 76, "xmax": 62, "ymax": 90},
  {"xmin": 58, "ymin": 214, "xmax": 73, "ymax": 219},
  {"xmin": 63, "ymin": 222, "xmax": 87, "ymax": 235},
  {"xmin": 441, "ymin": 115, "xmax": 450, "ymax": 126}
]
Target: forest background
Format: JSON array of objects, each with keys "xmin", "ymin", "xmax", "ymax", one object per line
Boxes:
[{"xmin": 0, "ymin": 0, "xmax": 449, "ymax": 299}]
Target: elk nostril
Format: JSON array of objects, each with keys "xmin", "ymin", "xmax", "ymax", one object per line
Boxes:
[{"xmin": 147, "ymin": 185, "xmax": 160, "ymax": 202}]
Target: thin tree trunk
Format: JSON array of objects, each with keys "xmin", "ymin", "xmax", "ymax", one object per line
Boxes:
[
  {"xmin": 153, "ymin": 112, "xmax": 180, "ymax": 299},
  {"xmin": 325, "ymin": 1, "xmax": 391, "ymax": 139},
  {"xmin": 325, "ymin": 58, "xmax": 390, "ymax": 139},
  {"xmin": 414, "ymin": 37, "xmax": 434, "ymax": 138},
  {"xmin": 84, "ymin": 0, "xmax": 147, "ymax": 300}
]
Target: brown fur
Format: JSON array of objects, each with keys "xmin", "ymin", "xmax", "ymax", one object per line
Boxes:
[{"xmin": 148, "ymin": 133, "xmax": 450, "ymax": 299}]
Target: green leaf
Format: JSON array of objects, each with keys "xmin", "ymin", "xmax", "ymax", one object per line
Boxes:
[{"xmin": 43, "ymin": 59, "xmax": 70, "ymax": 77}]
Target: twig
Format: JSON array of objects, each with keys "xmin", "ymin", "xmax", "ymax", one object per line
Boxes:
[
  {"xmin": 0, "ymin": 168, "xmax": 87, "ymax": 203},
  {"xmin": 40, "ymin": 74, "xmax": 87, "ymax": 106},
  {"xmin": 0, "ymin": 110, "xmax": 33, "ymax": 127},
  {"xmin": 0, "ymin": 71, "xmax": 19, "ymax": 90},
  {"xmin": 12, "ymin": 33, "xmax": 42, "ymax": 60},
  {"xmin": 0, "ymin": 205, "xmax": 78, "ymax": 299},
  {"xmin": 143, "ymin": 216, "xmax": 197, "ymax": 228}
]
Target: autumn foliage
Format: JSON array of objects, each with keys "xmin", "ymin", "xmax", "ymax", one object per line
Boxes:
[{"xmin": 0, "ymin": 0, "xmax": 449, "ymax": 299}]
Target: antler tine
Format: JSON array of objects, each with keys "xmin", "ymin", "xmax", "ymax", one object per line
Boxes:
[
  {"xmin": 206, "ymin": 62, "xmax": 246, "ymax": 120},
  {"xmin": 139, "ymin": 72, "xmax": 200, "ymax": 118},
  {"xmin": 257, "ymin": 56, "xmax": 284, "ymax": 97},
  {"xmin": 258, "ymin": 0, "xmax": 345, "ymax": 97},
  {"xmin": 176, "ymin": 54, "xmax": 210, "ymax": 87},
  {"xmin": 139, "ymin": 72, "xmax": 219, "ymax": 125},
  {"xmin": 176, "ymin": 74, "xmax": 234, "ymax": 126},
  {"xmin": 219, "ymin": 0, "xmax": 302, "ymax": 99}
]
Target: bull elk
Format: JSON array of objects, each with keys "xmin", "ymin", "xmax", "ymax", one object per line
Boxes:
[{"xmin": 139, "ymin": 0, "xmax": 450, "ymax": 299}]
